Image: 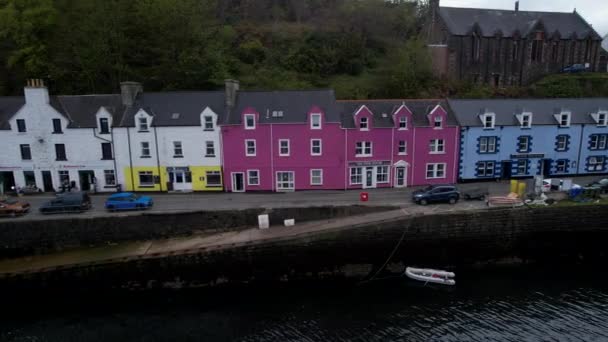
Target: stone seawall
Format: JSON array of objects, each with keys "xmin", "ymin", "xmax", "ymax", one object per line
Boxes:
[
  {"xmin": 0, "ymin": 205, "xmax": 396, "ymax": 258},
  {"xmin": 1, "ymin": 205, "xmax": 607, "ymax": 290}
]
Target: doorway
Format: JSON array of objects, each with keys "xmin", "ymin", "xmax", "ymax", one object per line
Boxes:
[
  {"xmin": 0, "ymin": 172, "xmax": 15, "ymax": 194},
  {"xmin": 78, "ymin": 170, "xmax": 95, "ymax": 191},
  {"xmin": 363, "ymin": 167, "xmax": 376, "ymax": 189},
  {"xmin": 168, "ymin": 167, "xmax": 192, "ymax": 191},
  {"xmin": 501, "ymin": 161, "xmax": 512, "ymax": 179},
  {"xmin": 232, "ymin": 172, "xmax": 245, "ymax": 192},
  {"xmin": 540, "ymin": 159, "xmax": 552, "ymax": 177},
  {"xmin": 395, "ymin": 166, "xmax": 407, "ymax": 188},
  {"xmin": 41, "ymin": 171, "xmax": 54, "ymax": 192}
]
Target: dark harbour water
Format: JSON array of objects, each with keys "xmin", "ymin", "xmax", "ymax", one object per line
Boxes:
[{"xmin": 2, "ymin": 265, "xmax": 608, "ymax": 342}]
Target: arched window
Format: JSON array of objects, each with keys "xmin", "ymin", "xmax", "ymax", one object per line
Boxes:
[
  {"xmin": 472, "ymin": 33, "xmax": 481, "ymax": 62},
  {"xmin": 531, "ymin": 32, "xmax": 544, "ymax": 62},
  {"xmin": 584, "ymin": 38, "xmax": 593, "ymax": 62},
  {"xmin": 512, "ymin": 40, "xmax": 519, "ymax": 61}
]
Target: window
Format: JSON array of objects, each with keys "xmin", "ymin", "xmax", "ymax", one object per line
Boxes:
[
  {"xmin": 399, "ymin": 116, "xmax": 407, "ymax": 129},
  {"xmin": 477, "ymin": 161, "xmax": 495, "ymax": 177},
  {"xmin": 311, "ymin": 113, "xmax": 321, "ymax": 129},
  {"xmin": 555, "ymin": 160, "xmax": 567, "ymax": 173},
  {"xmin": 138, "ymin": 117, "xmax": 148, "ymax": 132},
  {"xmin": 271, "ymin": 110, "xmax": 283, "ymax": 118},
  {"xmin": 398, "ymin": 141, "xmax": 407, "ymax": 155},
  {"xmin": 247, "ymin": 170, "xmax": 259, "ymax": 186},
  {"xmin": 104, "ymin": 170, "xmax": 116, "ymax": 186},
  {"xmin": 311, "ymin": 139, "xmax": 322, "ymax": 156},
  {"xmin": 58, "ymin": 170, "xmax": 70, "ymax": 184},
  {"xmin": 138, "ymin": 171, "xmax": 154, "ymax": 186},
  {"xmin": 173, "ymin": 141, "xmax": 183, "ymax": 157},
  {"xmin": 99, "ymin": 118, "xmax": 110, "ymax": 134},
  {"xmin": 512, "ymin": 41, "xmax": 519, "ymax": 61},
  {"xmin": 204, "ymin": 116, "xmax": 214, "ymax": 130},
  {"xmin": 279, "ymin": 139, "xmax": 290, "ymax": 156},
  {"xmin": 551, "ymin": 42, "xmax": 559, "ymax": 62},
  {"xmin": 16, "ymin": 119, "xmax": 26, "ymax": 132},
  {"xmin": 590, "ymin": 135, "xmax": 608, "ymax": 150},
  {"xmin": 472, "ymin": 33, "xmax": 481, "ymax": 62},
  {"xmin": 521, "ymin": 114, "xmax": 531, "ymax": 128},
  {"xmin": 376, "ymin": 166, "xmax": 388, "ymax": 183},
  {"xmin": 588, "ymin": 156, "xmax": 606, "ymax": 172},
  {"xmin": 276, "ymin": 172, "xmax": 294, "ymax": 191},
  {"xmin": 426, "ymin": 163, "xmax": 446, "ymax": 179},
  {"xmin": 245, "ymin": 140, "xmax": 256, "ymax": 156},
  {"xmin": 350, "ymin": 168, "xmax": 363, "ymax": 185},
  {"xmin": 206, "ymin": 171, "xmax": 222, "ymax": 187},
  {"xmin": 355, "ymin": 142, "xmax": 372, "ymax": 156},
  {"xmin": 141, "ymin": 142, "xmax": 150, "ymax": 157},
  {"xmin": 429, "ymin": 139, "xmax": 445, "ymax": 154},
  {"xmin": 52, "ymin": 118, "xmax": 62, "ymax": 133},
  {"xmin": 310, "ymin": 169, "xmax": 323, "ymax": 185},
  {"xmin": 20, "ymin": 144, "xmax": 31, "ymax": 160},
  {"xmin": 483, "ymin": 114, "xmax": 495, "ymax": 129},
  {"xmin": 516, "ymin": 160, "xmax": 528, "ymax": 175},
  {"xmin": 559, "ymin": 113, "xmax": 570, "ymax": 127},
  {"xmin": 23, "ymin": 171, "xmax": 36, "ymax": 187},
  {"xmin": 531, "ymin": 32, "xmax": 544, "ymax": 62},
  {"xmin": 479, "ymin": 137, "xmax": 497, "ymax": 153},
  {"xmin": 556, "ymin": 135, "xmax": 569, "ymax": 151},
  {"xmin": 517, "ymin": 136, "xmax": 530, "ymax": 153},
  {"xmin": 359, "ymin": 117, "xmax": 369, "ymax": 130},
  {"xmin": 205, "ymin": 141, "xmax": 215, "ymax": 157},
  {"xmin": 101, "ymin": 143, "xmax": 113, "ymax": 159},
  {"xmin": 55, "ymin": 144, "xmax": 67, "ymax": 161},
  {"xmin": 434, "ymin": 116, "xmax": 443, "ymax": 128},
  {"xmin": 244, "ymin": 114, "xmax": 255, "ymax": 129},
  {"xmin": 598, "ymin": 113, "xmax": 607, "ymax": 126}
]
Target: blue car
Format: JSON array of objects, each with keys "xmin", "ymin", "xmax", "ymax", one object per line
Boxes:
[{"xmin": 105, "ymin": 192, "xmax": 153, "ymax": 211}]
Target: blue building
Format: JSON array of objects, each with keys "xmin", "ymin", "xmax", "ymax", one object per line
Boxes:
[{"xmin": 449, "ymin": 99, "xmax": 608, "ymax": 181}]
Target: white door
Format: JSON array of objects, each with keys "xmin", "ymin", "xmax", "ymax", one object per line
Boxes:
[
  {"xmin": 276, "ymin": 171, "xmax": 295, "ymax": 192},
  {"xmin": 232, "ymin": 172, "xmax": 245, "ymax": 192},
  {"xmin": 363, "ymin": 167, "xmax": 376, "ymax": 189},
  {"xmin": 170, "ymin": 169, "xmax": 192, "ymax": 191},
  {"xmin": 395, "ymin": 166, "xmax": 407, "ymax": 188}
]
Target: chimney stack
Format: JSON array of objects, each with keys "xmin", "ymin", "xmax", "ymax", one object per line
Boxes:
[
  {"xmin": 24, "ymin": 78, "xmax": 49, "ymax": 105},
  {"xmin": 225, "ymin": 79, "xmax": 240, "ymax": 108},
  {"xmin": 120, "ymin": 81, "xmax": 143, "ymax": 107},
  {"xmin": 515, "ymin": 1, "xmax": 519, "ymax": 12}
]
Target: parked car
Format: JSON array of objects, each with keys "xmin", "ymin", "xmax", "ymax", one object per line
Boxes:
[
  {"xmin": 586, "ymin": 178, "xmax": 608, "ymax": 193},
  {"xmin": 542, "ymin": 179, "xmax": 581, "ymax": 192},
  {"xmin": 105, "ymin": 192, "xmax": 153, "ymax": 211},
  {"xmin": 412, "ymin": 185, "xmax": 460, "ymax": 205},
  {"xmin": 462, "ymin": 186, "xmax": 489, "ymax": 201},
  {"xmin": 39, "ymin": 192, "xmax": 92, "ymax": 214},
  {"xmin": 0, "ymin": 198, "xmax": 30, "ymax": 217},
  {"xmin": 561, "ymin": 64, "xmax": 588, "ymax": 73}
]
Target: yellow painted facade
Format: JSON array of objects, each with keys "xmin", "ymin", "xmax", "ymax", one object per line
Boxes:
[{"xmin": 124, "ymin": 166, "xmax": 223, "ymax": 192}]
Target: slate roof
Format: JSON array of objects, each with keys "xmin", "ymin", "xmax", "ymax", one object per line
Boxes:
[
  {"xmin": 57, "ymin": 94, "xmax": 125, "ymax": 128},
  {"xmin": 120, "ymin": 91, "xmax": 225, "ymax": 127},
  {"xmin": 0, "ymin": 97, "xmax": 25, "ymax": 130},
  {"xmin": 448, "ymin": 98, "xmax": 608, "ymax": 127},
  {"xmin": 338, "ymin": 100, "xmax": 457, "ymax": 128},
  {"xmin": 223, "ymin": 89, "xmax": 338, "ymax": 125},
  {"xmin": 438, "ymin": 7, "xmax": 601, "ymax": 39}
]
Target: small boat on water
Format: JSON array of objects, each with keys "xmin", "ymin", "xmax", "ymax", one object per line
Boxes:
[{"xmin": 405, "ymin": 267, "xmax": 456, "ymax": 286}]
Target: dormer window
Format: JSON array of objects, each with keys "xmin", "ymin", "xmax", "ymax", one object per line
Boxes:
[
  {"xmin": 592, "ymin": 112, "xmax": 607, "ymax": 127},
  {"xmin": 360, "ymin": 117, "xmax": 369, "ymax": 130},
  {"xmin": 244, "ymin": 114, "xmax": 255, "ymax": 129},
  {"xmin": 203, "ymin": 116, "xmax": 214, "ymax": 130},
  {"xmin": 516, "ymin": 112, "xmax": 532, "ymax": 128},
  {"xmin": 555, "ymin": 112, "xmax": 571, "ymax": 127},
  {"xmin": 138, "ymin": 117, "xmax": 149, "ymax": 132},
  {"xmin": 311, "ymin": 113, "xmax": 321, "ymax": 129},
  {"xmin": 434, "ymin": 116, "xmax": 443, "ymax": 129},
  {"xmin": 482, "ymin": 113, "xmax": 495, "ymax": 129},
  {"xmin": 398, "ymin": 117, "xmax": 407, "ymax": 129},
  {"xmin": 99, "ymin": 118, "xmax": 110, "ymax": 134}
]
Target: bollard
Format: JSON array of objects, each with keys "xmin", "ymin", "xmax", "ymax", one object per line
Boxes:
[
  {"xmin": 360, "ymin": 192, "xmax": 369, "ymax": 202},
  {"xmin": 510, "ymin": 180, "xmax": 518, "ymax": 194},
  {"xmin": 517, "ymin": 182, "xmax": 526, "ymax": 198}
]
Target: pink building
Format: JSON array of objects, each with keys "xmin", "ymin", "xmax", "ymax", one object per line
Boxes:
[
  {"xmin": 221, "ymin": 88, "xmax": 345, "ymax": 192},
  {"xmin": 339, "ymin": 100, "xmax": 459, "ymax": 189}
]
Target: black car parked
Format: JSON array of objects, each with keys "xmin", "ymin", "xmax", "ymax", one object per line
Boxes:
[
  {"xmin": 587, "ymin": 179, "xmax": 608, "ymax": 194},
  {"xmin": 39, "ymin": 192, "xmax": 92, "ymax": 214},
  {"xmin": 412, "ymin": 185, "xmax": 460, "ymax": 205}
]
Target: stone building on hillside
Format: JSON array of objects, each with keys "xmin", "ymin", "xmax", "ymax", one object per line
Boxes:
[{"xmin": 427, "ymin": 0, "xmax": 603, "ymax": 86}]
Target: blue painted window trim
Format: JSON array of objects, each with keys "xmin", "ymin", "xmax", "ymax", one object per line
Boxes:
[
  {"xmin": 477, "ymin": 136, "xmax": 499, "ymax": 154},
  {"xmin": 586, "ymin": 156, "xmax": 607, "ymax": 172},
  {"xmin": 588, "ymin": 134, "xmax": 608, "ymax": 151},
  {"xmin": 475, "ymin": 161, "xmax": 497, "ymax": 177},
  {"xmin": 554, "ymin": 159, "xmax": 570, "ymax": 174},
  {"xmin": 517, "ymin": 135, "xmax": 532, "ymax": 153},
  {"xmin": 554, "ymin": 135, "xmax": 570, "ymax": 152}
]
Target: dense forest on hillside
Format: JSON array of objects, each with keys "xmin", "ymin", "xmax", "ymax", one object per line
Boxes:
[{"xmin": 0, "ymin": 0, "xmax": 439, "ymax": 98}]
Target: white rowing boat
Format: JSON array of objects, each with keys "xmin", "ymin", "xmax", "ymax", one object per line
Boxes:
[{"xmin": 405, "ymin": 267, "xmax": 456, "ymax": 286}]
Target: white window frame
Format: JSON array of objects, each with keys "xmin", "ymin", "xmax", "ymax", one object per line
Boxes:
[
  {"xmin": 600, "ymin": 135, "xmax": 608, "ymax": 150},
  {"xmin": 279, "ymin": 139, "xmax": 290, "ymax": 156},
  {"xmin": 173, "ymin": 141, "xmax": 183, "ymax": 157},
  {"xmin": 426, "ymin": 163, "xmax": 446, "ymax": 179},
  {"xmin": 556, "ymin": 160, "xmax": 567, "ymax": 173},
  {"xmin": 247, "ymin": 170, "xmax": 260, "ymax": 186},
  {"xmin": 376, "ymin": 166, "xmax": 389, "ymax": 183},
  {"xmin": 141, "ymin": 141, "xmax": 150, "ymax": 157},
  {"xmin": 245, "ymin": 139, "xmax": 256, "ymax": 156},
  {"xmin": 355, "ymin": 141, "xmax": 372, "ymax": 157},
  {"xmin": 517, "ymin": 136, "xmax": 529, "ymax": 152},
  {"xmin": 138, "ymin": 117, "xmax": 149, "ymax": 132},
  {"xmin": 521, "ymin": 114, "xmax": 531, "ymax": 128},
  {"xmin": 398, "ymin": 116, "xmax": 407, "ymax": 130},
  {"xmin": 429, "ymin": 139, "xmax": 445, "ymax": 154},
  {"xmin": 205, "ymin": 141, "xmax": 215, "ymax": 157},
  {"xmin": 359, "ymin": 117, "xmax": 369, "ymax": 130},
  {"xmin": 598, "ymin": 113, "xmax": 607, "ymax": 126},
  {"xmin": 556, "ymin": 136, "xmax": 568, "ymax": 151},
  {"xmin": 480, "ymin": 136, "xmax": 497, "ymax": 153},
  {"xmin": 276, "ymin": 171, "xmax": 295, "ymax": 191},
  {"xmin": 104, "ymin": 170, "xmax": 116, "ymax": 186},
  {"xmin": 310, "ymin": 169, "xmax": 323, "ymax": 186},
  {"xmin": 203, "ymin": 116, "xmax": 214, "ymax": 130},
  {"xmin": 477, "ymin": 161, "xmax": 495, "ymax": 177},
  {"xmin": 398, "ymin": 140, "xmax": 407, "ymax": 155},
  {"xmin": 350, "ymin": 167, "xmax": 363, "ymax": 185},
  {"xmin": 560, "ymin": 113, "xmax": 570, "ymax": 127},
  {"xmin": 310, "ymin": 113, "xmax": 322, "ymax": 129},
  {"xmin": 244, "ymin": 114, "xmax": 256, "ymax": 130},
  {"xmin": 311, "ymin": 139, "xmax": 322, "ymax": 156},
  {"xmin": 588, "ymin": 157, "xmax": 605, "ymax": 172},
  {"xmin": 483, "ymin": 114, "xmax": 495, "ymax": 129},
  {"xmin": 434, "ymin": 116, "xmax": 443, "ymax": 129},
  {"xmin": 206, "ymin": 171, "xmax": 222, "ymax": 187},
  {"xmin": 138, "ymin": 171, "xmax": 154, "ymax": 186},
  {"xmin": 517, "ymin": 160, "xmax": 528, "ymax": 175}
]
